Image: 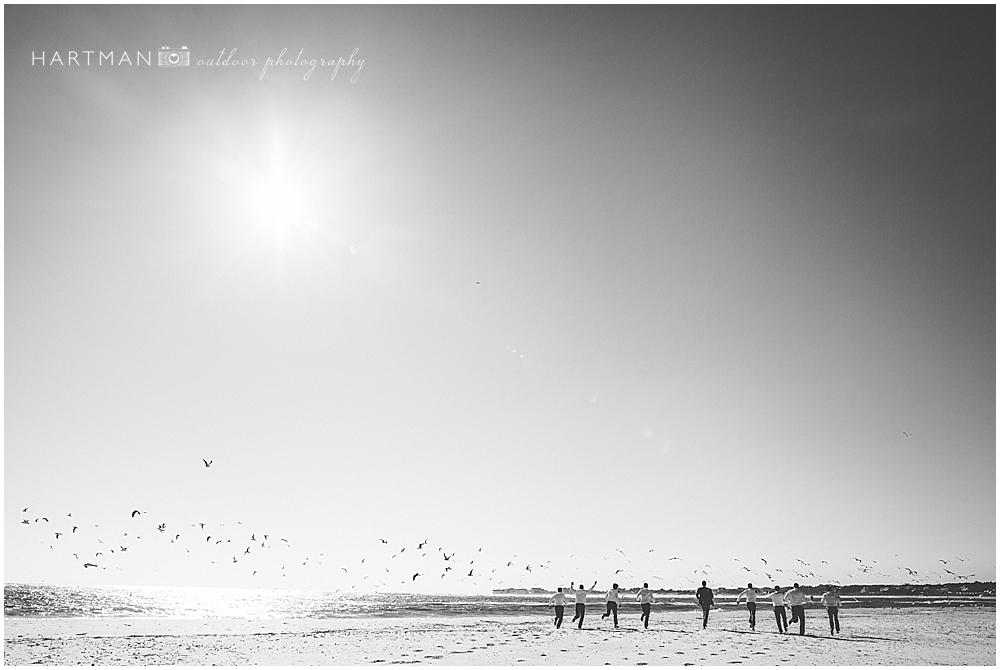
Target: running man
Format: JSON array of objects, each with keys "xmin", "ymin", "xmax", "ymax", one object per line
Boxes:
[
  {"xmin": 820, "ymin": 585, "xmax": 841, "ymax": 635},
  {"xmin": 768, "ymin": 586, "xmax": 787, "ymax": 633},
  {"xmin": 636, "ymin": 582, "xmax": 656, "ymax": 629},
  {"xmin": 734, "ymin": 583, "xmax": 759, "ymax": 631},
  {"xmin": 784, "ymin": 583, "xmax": 808, "ymax": 635},
  {"xmin": 695, "ymin": 580, "xmax": 714, "ymax": 629},
  {"xmin": 570, "ymin": 580, "xmax": 597, "ymax": 629},
  {"xmin": 601, "ymin": 583, "xmax": 621, "ymax": 627},
  {"xmin": 549, "ymin": 587, "xmax": 567, "ymax": 628}
]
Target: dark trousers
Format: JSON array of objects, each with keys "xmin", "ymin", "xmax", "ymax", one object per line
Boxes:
[
  {"xmin": 602, "ymin": 601, "xmax": 618, "ymax": 626},
  {"xmin": 746, "ymin": 602, "xmax": 757, "ymax": 629},
  {"xmin": 554, "ymin": 605, "xmax": 564, "ymax": 628},
  {"xmin": 640, "ymin": 602, "xmax": 651, "ymax": 628},
  {"xmin": 773, "ymin": 606, "xmax": 787, "ymax": 632},
  {"xmin": 826, "ymin": 606, "xmax": 840, "ymax": 633},
  {"xmin": 700, "ymin": 603, "xmax": 711, "ymax": 628},
  {"xmin": 572, "ymin": 603, "xmax": 585, "ymax": 628},
  {"xmin": 790, "ymin": 605, "xmax": 805, "ymax": 635}
]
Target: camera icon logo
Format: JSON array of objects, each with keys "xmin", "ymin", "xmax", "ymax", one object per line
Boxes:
[{"xmin": 158, "ymin": 46, "xmax": 190, "ymax": 67}]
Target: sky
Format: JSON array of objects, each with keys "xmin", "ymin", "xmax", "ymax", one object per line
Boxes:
[{"xmin": 5, "ymin": 5, "xmax": 995, "ymax": 594}]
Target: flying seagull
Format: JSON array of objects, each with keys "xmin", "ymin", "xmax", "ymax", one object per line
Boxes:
[
  {"xmin": 412, "ymin": 573, "xmax": 421, "ymax": 581},
  {"xmin": 132, "ymin": 510, "xmax": 141, "ymax": 518},
  {"xmin": 203, "ymin": 459, "xmax": 213, "ymax": 468}
]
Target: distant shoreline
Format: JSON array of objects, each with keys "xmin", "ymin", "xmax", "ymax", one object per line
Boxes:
[{"xmin": 494, "ymin": 581, "xmax": 996, "ymax": 598}]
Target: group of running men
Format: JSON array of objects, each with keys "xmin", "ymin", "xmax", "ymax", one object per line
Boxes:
[{"xmin": 549, "ymin": 580, "xmax": 844, "ymax": 636}]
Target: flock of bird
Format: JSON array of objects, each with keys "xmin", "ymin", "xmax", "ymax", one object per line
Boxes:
[{"xmin": 14, "ymin": 457, "xmax": 978, "ymax": 589}]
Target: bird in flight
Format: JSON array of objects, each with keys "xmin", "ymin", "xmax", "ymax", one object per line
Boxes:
[
  {"xmin": 72, "ymin": 527, "xmax": 78, "ymax": 533},
  {"xmin": 902, "ymin": 432, "xmax": 912, "ymax": 437},
  {"xmin": 379, "ymin": 538, "xmax": 388, "ymax": 544},
  {"xmin": 157, "ymin": 524, "xmax": 167, "ymax": 533},
  {"xmin": 444, "ymin": 552, "xmax": 454, "ymax": 561},
  {"xmin": 83, "ymin": 563, "xmax": 98, "ymax": 568},
  {"xmin": 412, "ymin": 573, "xmax": 421, "ymax": 581},
  {"xmin": 203, "ymin": 459, "xmax": 213, "ymax": 468},
  {"xmin": 418, "ymin": 540, "xmax": 428, "ymax": 549},
  {"xmin": 54, "ymin": 532, "xmax": 62, "ymax": 539},
  {"xmin": 468, "ymin": 569, "xmax": 474, "ymax": 577},
  {"xmin": 132, "ymin": 510, "xmax": 141, "ymax": 518},
  {"xmin": 760, "ymin": 558, "xmax": 767, "ymax": 565}
]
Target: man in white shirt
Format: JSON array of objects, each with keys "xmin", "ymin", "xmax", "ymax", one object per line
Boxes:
[
  {"xmin": 820, "ymin": 586, "xmax": 842, "ymax": 635},
  {"xmin": 570, "ymin": 580, "xmax": 597, "ymax": 629},
  {"xmin": 601, "ymin": 583, "xmax": 621, "ymax": 627},
  {"xmin": 548, "ymin": 587, "xmax": 568, "ymax": 629},
  {"xmin": 767, "ymin": 587, "xmax": 788, "ymax": 633},
  {"xmin": 636, "ymin": 583, "xmax": 656, "ymax": 629},
  {"xmin": 734, "ymin": 583, "xmax": 759, "ymax": 631},
  {"xmin": 784, "ymin": 583, "xmax": 808, "ymax": 635}
]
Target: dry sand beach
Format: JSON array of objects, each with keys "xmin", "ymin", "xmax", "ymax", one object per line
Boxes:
[{"xmin": 5, "ymin": 606, "xmax": 994, "ymax": 665}]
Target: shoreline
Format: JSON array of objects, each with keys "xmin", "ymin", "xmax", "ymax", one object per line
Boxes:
[{"xmin": 6, "ymin": 606, "xmax": 995, "ymax": 665}]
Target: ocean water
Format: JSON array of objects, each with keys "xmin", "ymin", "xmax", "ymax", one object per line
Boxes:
[
  {"xmin": 5, "ymin": 584, "xmax": 993, "ymax": 620},
  {"xmin": 3, "ymin": 584, "xmax": 604, "ymax": 619}
]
